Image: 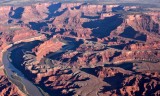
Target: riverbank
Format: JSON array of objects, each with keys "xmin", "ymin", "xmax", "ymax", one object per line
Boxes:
[{"xmin": 1, "ymin": 34, "xmax": 46, "ymax": 96}]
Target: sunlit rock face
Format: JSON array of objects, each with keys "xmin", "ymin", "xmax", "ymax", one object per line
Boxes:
[
  {"xmin": 0, "ymin": 1, "xmax": 160, "ymax": 96},
  {"xmin": 0, "ymin": 76, "xmax": 24, "ymax": 96}
]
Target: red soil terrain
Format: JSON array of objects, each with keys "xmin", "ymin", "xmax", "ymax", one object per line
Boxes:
[
  {"xmin": 0, "ymin": 76, "xmax": 24, "ymax": 96},
  {"xmin": 0, "ymin": 2, "xmax": 160, "ymax": 96},
  {"xmin": 32, "ymin": 37, "xmax": 64, "ymax": 63},
  {"xmin": 95, "ymin": 67, "xmax": 160, "ymax": 96}
]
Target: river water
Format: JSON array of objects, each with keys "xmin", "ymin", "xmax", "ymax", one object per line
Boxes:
[{"xmin": 2, "ymin": 42, "xmax": 43, "ymax": 96}]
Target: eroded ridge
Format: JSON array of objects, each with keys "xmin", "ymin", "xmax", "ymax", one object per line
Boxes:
[{"xmin": 0, "ymin": 2, "xmax": 160, "ymax": 96}]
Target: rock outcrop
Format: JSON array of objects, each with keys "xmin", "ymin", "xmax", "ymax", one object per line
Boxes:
[
  {"xmin": 110, "ymin": 72, "xmax": 160, "ymax": 96},
  {"xmin": 0, "ymin": 76, "xmax": 24, "ymax": 96},
  {"xmin": 0, "ymin": 1, "xmax": 160, "ymax": 96},
  {"xmin": 33, "ymin": 37, "xmax": 64, "ymax": 63}
]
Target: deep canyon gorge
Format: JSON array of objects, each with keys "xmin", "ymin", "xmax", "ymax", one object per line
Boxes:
[{"xmin": 0, "ymin": 1, "xmax": 160, "ymax": 96}]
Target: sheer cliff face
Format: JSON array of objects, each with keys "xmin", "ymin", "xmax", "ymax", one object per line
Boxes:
[
  {"xmin": 33, "ymin": 37, "xmax": 64, "ymax": 63},
  {"xmin": 0, "ymin": 2, "xmax": 160, "ymax": 96},
  {"xmin": 126, "ymin": 14, "xmax": 160, "ymax": 34}
]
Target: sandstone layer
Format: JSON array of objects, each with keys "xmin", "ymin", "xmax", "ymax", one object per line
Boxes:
[{"xmin": 0, "ymin": 2, "xmax": 160, "ymax": 96}]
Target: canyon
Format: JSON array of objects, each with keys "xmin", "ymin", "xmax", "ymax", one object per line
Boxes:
[{"xmin": 0, "ymin": 1, "xmax": 160, "ymax": 96}]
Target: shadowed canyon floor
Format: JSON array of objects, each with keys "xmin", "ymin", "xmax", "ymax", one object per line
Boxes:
[{"xmin": 0, "ymin": 1, "xmax": 160, "ymax": 96}]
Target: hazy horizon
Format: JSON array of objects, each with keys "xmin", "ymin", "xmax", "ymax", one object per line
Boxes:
[{"xmin": 0, "ymin": 0, "xmax": 160, "ymax": 6}]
